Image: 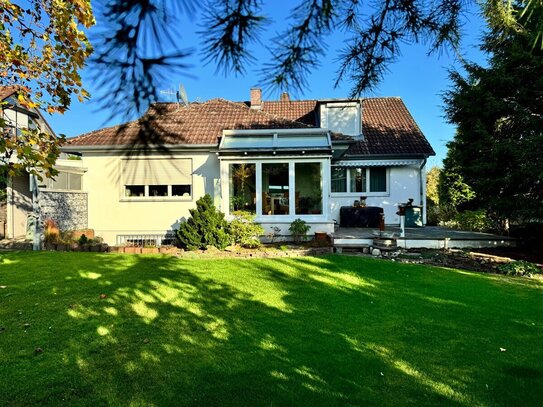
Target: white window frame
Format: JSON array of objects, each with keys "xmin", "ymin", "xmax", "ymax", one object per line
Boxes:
[
  {"xmin": 330, "ymin": 166, "xmax": 389, "ymax": 197},
  {"xmin": 40, "ymin": 170, "xmax": 85, "ymax": 192},
  {"xmin": 120, "ymin": 158, "xmax": 193, "ymax": 202},
  {"xmin": 221, "ymin": 157, "xmax": 331, "ymax": 223}
]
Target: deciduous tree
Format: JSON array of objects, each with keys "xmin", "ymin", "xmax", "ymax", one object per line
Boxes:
[{"xmin": 0, "ymin": 0, "xmax": 94, "ymax": 178}]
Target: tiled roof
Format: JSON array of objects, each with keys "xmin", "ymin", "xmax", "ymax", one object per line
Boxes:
[
  {"xmin": 346, "ymin": 98, "xmax": 435, "ymax": 156},
  {"xmin": 0, "ymin": 85, "xmax": 20, "ymax": 101},
  {"xmin": 68, "ymin": 98, "xmax": 311, "ymax": 146},
  {"xmin": 68, "ymin": 95, "xmax": 434, "ymax": 156},
  {"xmin": 259, "ymin": 100, "xmax": 318, "ymax": 125}
]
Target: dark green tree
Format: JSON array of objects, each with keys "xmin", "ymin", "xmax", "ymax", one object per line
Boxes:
[
  {"xmin": 426, "ymin": 166, "xmax": 441, "ymax": 207},
  {"xmin": 443, "ymin": 6, "xmax": 543, "ymax": 231},
  {"xmin": 177, "ymin": 194, "xmax": 232, "ymax": 250}
]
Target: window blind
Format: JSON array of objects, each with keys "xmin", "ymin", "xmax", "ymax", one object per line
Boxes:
[{"xmin": 122, "ymin": 159, "xmax": 192, "ymax": 185}]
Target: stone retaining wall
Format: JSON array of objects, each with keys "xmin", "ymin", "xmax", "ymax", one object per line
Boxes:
[{"xmin": 39, "ymin": 191, "xmax": 88, "ymax": 231}]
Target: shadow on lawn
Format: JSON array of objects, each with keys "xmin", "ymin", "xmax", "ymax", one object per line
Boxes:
[{"xmin": 2, "ymin": 252, "xmax": 542, "ymax": 406}]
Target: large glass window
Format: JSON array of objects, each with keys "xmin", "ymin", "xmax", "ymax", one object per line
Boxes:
[
  {"xmin": 121, "ymin": 158, "xmax": 192, "ymax": 199},
  {"xmin": 349, "ymin": 168, "xmax": 366, "ymax": 192},
  {"xmin": 229, "ymin": 163, "xmax": 256, "ymax": 213},
  {"xmin": 262, "ymin": 163, "xmax": 289, "ymax": 215},
  {"xmin": 369, "ymin": 167, "xmax": 387, "ymax": 192},
  {"xmin": 331, "ymin": 166, "xmax": 388, "ymax": 194},
  {"xmin": 295, "ymin": 163, "xmax": 322, "ymax": 215},
  {"xmin": 331, "ymin": 167, "xmax": 347, "ymax": 193},
  {"xmin": 44, "ymin": 171, "xmax": 83, "ymax": 191}
]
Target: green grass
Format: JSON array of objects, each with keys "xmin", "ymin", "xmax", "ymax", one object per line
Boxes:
[{"xmin": 1, "ymin": 252, "xmax": 542, "ymax": 406}]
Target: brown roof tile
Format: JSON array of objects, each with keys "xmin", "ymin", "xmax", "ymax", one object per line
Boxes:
[
  {"xmin": 0, "ymin": 85, "xmax": 20, "ymax": 100},
  {"xmin": 259, "ymin": 100, "xmax": 318, "ymax": 125},
  {"xmin": 68, "ymin": 95, "xmax": 434, "ymax": 156},
  {"xmin": 68, "ymin": 98, "xmax": 310, "ymax": 146},
  {"xmin": 346, "ymin": 98, "xmax": 435, "ymax": 156}
]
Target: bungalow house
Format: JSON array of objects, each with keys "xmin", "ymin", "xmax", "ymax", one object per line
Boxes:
[{"xmin": 55, "ymin": 88, "xmax": 435, "ymax": 246}]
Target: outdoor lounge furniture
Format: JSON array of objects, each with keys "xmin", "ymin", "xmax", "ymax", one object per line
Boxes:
[{"xmin": 339, "ymin": 206, "xmax": 383, "ymax": 228}]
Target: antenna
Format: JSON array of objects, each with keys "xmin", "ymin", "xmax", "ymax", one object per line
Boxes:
[
  {"xmin": 159, "ymin": 87, "xmax": 177, "ymax": 103},
  {"xmin": 177, "ymin": 84, "xmax": 189, "ymax": 107}
]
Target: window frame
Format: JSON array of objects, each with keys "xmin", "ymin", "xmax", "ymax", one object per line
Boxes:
[
  {"xmin": 40, "ymin": 170, "xmax": 84, "ymax": 192},
  {"xmin": 330, "ymin": 165, "xmax": 389, "ymax": 196},
  {"xmin": 221, "ymin": 158, "xmax": 329, "ymax": 222},
  {"xmin": 120, "ymin": 158, "xmax": 193, "ymax": 202}
]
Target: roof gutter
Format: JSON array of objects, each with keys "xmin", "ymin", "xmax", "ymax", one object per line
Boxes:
[
  {"xmin": 222, "ymin": 128, "xmax": 326, "ymax": 136},
  {"xmin": 342, "ymin": 153, "xmax": 434, "ymax": 160},
  {"xmin": 61, "ymin": 143, "xmax": 218, "ymax": 153}
]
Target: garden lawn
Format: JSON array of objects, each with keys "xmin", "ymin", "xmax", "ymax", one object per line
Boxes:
[{"xmin": 1, "ymin": 252, "xmax": 542, "ymax": 406}]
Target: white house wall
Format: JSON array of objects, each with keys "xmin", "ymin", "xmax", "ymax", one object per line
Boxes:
[
  {"xmin": 330, "ymin": 165, "xmax": 422, "ymax": 225},
  {"xmin": 80, "ymin": 151, "xmax": 219, "ymax": 245},
  {"xmin": 6, "ymin": 174, "xmax": 32, "ymax": 238},
  {"xmin": 77, "ymin": 152, "xmax": 426, "ymax": 244}
]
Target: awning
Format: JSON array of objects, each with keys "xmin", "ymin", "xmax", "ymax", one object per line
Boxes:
[{"xmin": 334, "ymin": 159, "xmax": 422, "ymax": 167}]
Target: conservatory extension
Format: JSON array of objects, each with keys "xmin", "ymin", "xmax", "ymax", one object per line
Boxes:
[{"xmin": 219, "ymin": 129, "xmax": 335, "ymax": 234}]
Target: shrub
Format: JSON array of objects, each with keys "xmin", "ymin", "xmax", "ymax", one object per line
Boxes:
[
  {"xmin": 78, "ymin": 234, "xmax": 89, "ymax": 245},
  {"xmin": 44, "ymin": 219, "xmax": 60, "ymax": 244},
  {"xmin": 58, "ymin": 230, "xmax": 76, "ymax": 244},
  {"xmin": 177, "ymin": 194, "xmax": 231, "ymax": 250},
  {"xmin": 497, "ymin": 261, "xmax": 541, "ymax": 277},
  {"xmin": 289, "ymin": 218, "xmax": 310, "ymax": 243},
  {"xmin": 428, "ymin": 203, "xmax": 459, "ymax": 226},
  {"xmin": 453, "ymin": 209, "xmax": 492, "ymax": 232},
  {"xmin": 228, "ymin": 211, "xmax": 264, "ymax": 248}
]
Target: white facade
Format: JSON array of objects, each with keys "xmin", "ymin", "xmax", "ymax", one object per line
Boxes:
[
  {"xmin": 330, "ymin": 161, "xmax": 426, "ymax": 225},
  {"xmin": 77, "ymin": 149, "xmax": 219, "ymax": 245},
  {"xmin": 67, "ymin": 148, "xmax": 427, "ymax": 245}
]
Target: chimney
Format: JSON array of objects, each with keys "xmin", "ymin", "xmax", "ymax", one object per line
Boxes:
[
  {"xmin": 250, "ymin": 87, "xmax": 262, "ymax": 109},
  {"xmin": 280, "ymin": 92, "xmax": 290, "ymax": 102}
]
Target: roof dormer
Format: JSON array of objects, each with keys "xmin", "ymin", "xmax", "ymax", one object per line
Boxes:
[{"xmin": 319, "ymin": 101, "xmax": 361, "ymax": 138}]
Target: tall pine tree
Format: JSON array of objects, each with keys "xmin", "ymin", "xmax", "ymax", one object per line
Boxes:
[{"xmin": 443, "ymin": 5, "xmax": 543, "ymax": 231}]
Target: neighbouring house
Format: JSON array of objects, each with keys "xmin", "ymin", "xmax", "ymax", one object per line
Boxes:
[
  {"xmin": 0, "ymin": 85, "xmax": 88, "ymax": 240},
  {"xmin": 52, "ymin": 88, "xmax": 435, "ymax": 246}
]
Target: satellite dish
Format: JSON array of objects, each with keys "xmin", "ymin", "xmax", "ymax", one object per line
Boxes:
[{"xmin": 177, "ymin": 84, "xmax": 189, "ymax": 107}]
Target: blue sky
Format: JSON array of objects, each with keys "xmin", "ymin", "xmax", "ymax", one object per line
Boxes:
[{"xmin": 48, "ymin": 2, "xmax": 489, "ymax": 168}]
